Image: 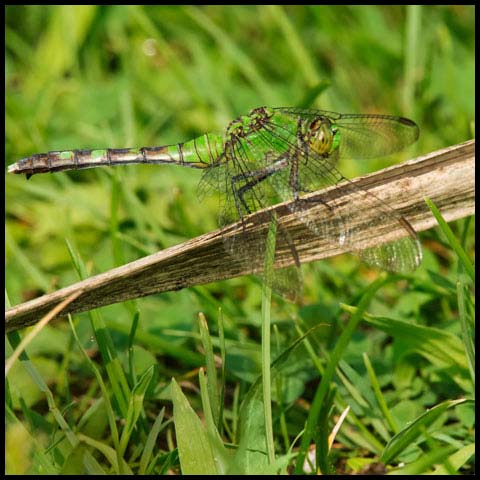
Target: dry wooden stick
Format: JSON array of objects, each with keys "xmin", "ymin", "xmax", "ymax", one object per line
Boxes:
[{"xmin": 5, "ymin": 140, "xmax": 475, "ymax": 333}]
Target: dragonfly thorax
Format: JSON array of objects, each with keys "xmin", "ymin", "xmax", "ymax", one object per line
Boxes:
[
  {"xmin": 226, "ymin": 106, "xmax": 274, "ymax": 139},
  {"xmin": 305, "ymin": 117, "xmax": 338, "ymax": 156}
]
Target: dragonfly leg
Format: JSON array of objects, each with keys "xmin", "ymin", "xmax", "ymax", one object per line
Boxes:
[
  {"xmin": 288, "ymin": 155, "xmax": 334, "ymax": 211},
  {"xmin": 231, "ymin": 160, "xmax": 287, "ymax": 215}
]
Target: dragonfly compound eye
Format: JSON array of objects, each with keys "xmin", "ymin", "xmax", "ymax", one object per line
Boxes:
[{"xmin": 308, "ymin": 120, "xmax": 334, "ymax": 155}]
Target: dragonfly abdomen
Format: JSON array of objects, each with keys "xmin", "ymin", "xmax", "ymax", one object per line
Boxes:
[{"xmin": 8, "ymin": 142, "xmax": 214, "ymax": 177}]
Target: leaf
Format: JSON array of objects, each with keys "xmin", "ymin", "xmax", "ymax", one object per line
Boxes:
[
  {"xmin": 139, "ymin": 408, "xmax": 167, "ymax": 475},
  {"xmin": 119, "ymin": 365, "xmax": 155, "ymax": 456},
  {"xmin": 388, "ymin": 445, "xmax": 457, "ymax": 475},
  {"xmin": 381, "ymin": 398, "xmax": 468, "ymax": 464},
  {"xmin": 229, "ymin": 398, "xmax": 268, "ymax": 474},
  {"xmin": 424, "ymin": 196, "xmax": 474, "ymax": 282},
  {"xmin": 432, "ymin": 443, "xmax": 475, "ymax": 474},
  {"xmin": 170, "ymin": 378, "xmax": 224, "ymax": 474},
  {"xmin": 77, "ymin": 398, "xmax": 109, "ymax": 440},
  {"xmin": 76, "ymin": 432, "xmax": 133, "ymax": 474},
  {"xmin": 198, "ymin": 313, "xmax": 220, "ymax": 426},
  {"xmin": 343, "ymin": 306, "xmax": 468, "ymax": 370}
]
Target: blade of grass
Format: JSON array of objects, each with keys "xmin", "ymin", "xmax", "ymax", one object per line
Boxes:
[
  {"xmin": 381, "ymin": 398, "xmax": 469, "ymax": 464},
  {"xmin": 337, "ymin": 360, "xmax": 374, "ymax": 410},
  {"xmin": 267, "ymin": 5, "xmax": 320, "ymax": 87},
  {"xmin": 231, "ymin": 383, "xmax": 240, "ymax": 444},
  {"xmin": 402, "ymin": 5, "xmax": 422, "ymax": 116},
  {"xmin": 198, "ymin": 368, "xmax": 230, "ymax": 473},
  {"xmin": 171, "ymin": 377, "xmax": 220, "ymax": 474},
  {"xmin": 457, "ymin": 216, "xmax": 475, "ymax": 389},
  {"xmin": 65, "ymin": 238, "xmax": 131, "ymax": 417},
  {"xmin": 328, "ymin": 405, "xmax": 350, "ymax": 451},
  {"xmin": 424, "ymin": 196, "xmax": 474, "ymax": 281},
  {"xmin": 261, "ymin": 212, "xmax": 278, "ymax": 465},
  {"xmin": 315, "ymin": 384, "xmax": 336, "ymax": 474},
  {"xmin": 138, "ymin": 408, "xmax": 171, "ymax": 475},
  {"xmin": 432, "ymin": 443, "xmax": 475, "ymax": 474},
  {"xmin": 198, "ymin": 312, "xmax": 220, "ymax": 426},
  {"xmin": 363, "ymin": 352, "xmax": 399, "ymax": 434},
  {"xmin": 5, "ymin": 291, "xmax": 82, "ymax": 376},
  {"xmin": 76, "ymin": 433, "xmax": 133, "ymax": 474},
  {"xmin": 456, "ymin": 276, "xmax": 475, "ymax": 388},
  {"xmin": 68, "ymin": 314, "xmax": 124, "ymax": 474},
  {"xmin": 118, "ymin": 365, "xmax": 155, "ymax": 458},
  {"xmin": 217, "ymin": 308, "xmax": 226, "ymax": 434},
  {"xmin": 273, "ymin": 324, "xmax": 290, "ymax": 453},
  {"xmin": 127, "ymin": 310, "xmax": 140, "ymax": 385},
  {"xmin": 82, "ymin": 451, "xmax": 109, "ymax": 475},
  {"xmin": 389, "ymin": 444, "xmax": 457, "ymax": 475}
]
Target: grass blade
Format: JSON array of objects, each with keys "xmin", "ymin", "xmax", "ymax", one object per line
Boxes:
[
  {"xmin": 381, "ymin": 398, "xmax": 469, "ymax": 464},
  {"xmin": 261, "ymin": 212, "xmax": 278, "ymax": 464},
  {"xmin": 118, "ymin": 365, "xmax": 155, "ymax": 457},
  {"xmin": 65, "ymin": 239, "xmax": 132, "ymax": 417},
  {"xmin": 424, "ymin": 196, "xmax": 474, "ymax": 281},
  {"xmin": 138, "ymin": 408, "xmax": 169, "ymax": 475},
  {"xmin": 198, "ymin": 312, "xmax": 220, "ymax": 426},
  {"xmin": 171, "ymin": 377, "xmax": 220, "ymax": 475},
  {"xmin": 363, "ymin": 352, "xmax": 399, "ymax": 434}
]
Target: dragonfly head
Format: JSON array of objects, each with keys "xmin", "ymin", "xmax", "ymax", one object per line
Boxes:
[{"xmin": 307, "ymin": 117, "xmax": 339, "ymax": 155}]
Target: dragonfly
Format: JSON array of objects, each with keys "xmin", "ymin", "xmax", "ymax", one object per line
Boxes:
[{"xmin": 9, "ymin": 106, "xmax": 422, "ymax": 299}]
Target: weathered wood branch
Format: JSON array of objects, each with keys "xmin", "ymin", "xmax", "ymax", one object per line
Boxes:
[{"xmin": 5, "ymin": 139, "xmax": 475, "ymax": 332}]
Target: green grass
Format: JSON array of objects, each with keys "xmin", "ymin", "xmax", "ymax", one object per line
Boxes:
[{"xmin": 5, "ymin": 5, "xmax": 475, "ymax": 474}]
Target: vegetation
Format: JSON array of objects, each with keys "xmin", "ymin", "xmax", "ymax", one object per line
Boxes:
[{"xmin": 5, "ymin": 5, "xmax": 474, "ymax": 474}]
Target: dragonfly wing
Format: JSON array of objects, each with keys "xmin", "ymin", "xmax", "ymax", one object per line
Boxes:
[
  {"xmin": 269, "ymin": 264, "xmax": 302, "ymax": 302},
  {"xmin": 198, "ymin": 162, "xmax": 237, "ymax": 228},
  {"xmin": 332, "ymin": 114, "xmax": 419, "ymax": 159},
  {"xmin": 359, "ymin": 236, "xmax": 422, "ymax": 273},
  {"xmin": 260, "ymin": 115, "xmax": 422, "ymax": 272}
]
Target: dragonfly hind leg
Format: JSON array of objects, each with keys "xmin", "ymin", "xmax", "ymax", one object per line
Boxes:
[{"xmin": 230, "ymin": 162, "xmax": 286, "ymax": 216}]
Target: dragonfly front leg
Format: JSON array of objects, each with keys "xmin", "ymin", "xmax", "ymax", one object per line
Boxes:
[
  {"xmin": 290, "ymin": 153, "xmax": 335, "ymax": 212},
  {"xmin": 288, "ymin": 149, "xmax": 323, "ymax": 200}
]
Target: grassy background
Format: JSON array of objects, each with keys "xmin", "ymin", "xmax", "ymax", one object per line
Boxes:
[{"xmin": 5, "ymin": 5, "xmax": 475, "ymax": 474}]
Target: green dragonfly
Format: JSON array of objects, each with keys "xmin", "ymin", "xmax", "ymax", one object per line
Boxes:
[{"xmin": 9, "ymin": 106, "xmax": 422, "ymax": 297}]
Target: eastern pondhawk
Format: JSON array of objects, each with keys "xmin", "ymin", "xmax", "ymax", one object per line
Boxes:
[{"xmin": 9, "ymin": 106, "xmax": 422, "ymax": 297}]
